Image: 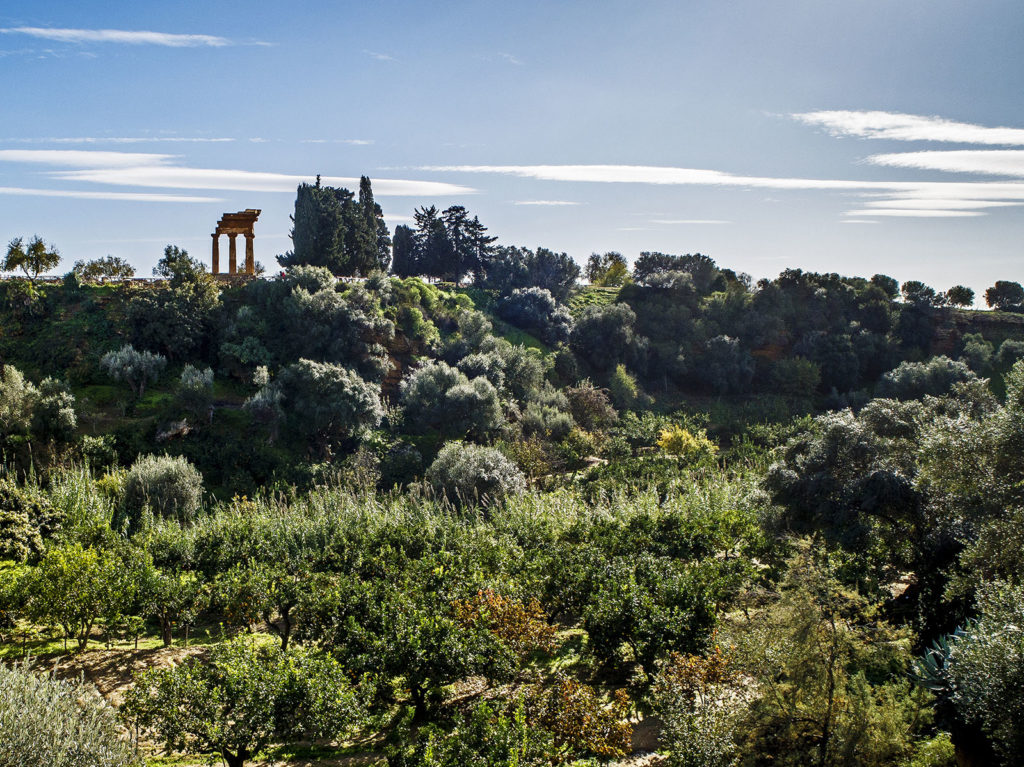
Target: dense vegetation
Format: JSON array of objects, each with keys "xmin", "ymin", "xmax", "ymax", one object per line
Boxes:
[{"xmin": 1, "ymin": 178, "xmax": 1024, "ymax": 766}]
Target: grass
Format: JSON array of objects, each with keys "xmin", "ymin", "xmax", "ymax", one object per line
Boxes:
[{"xmin": 567, "ymin": 286, "xmax": 620, "ymax": 317}]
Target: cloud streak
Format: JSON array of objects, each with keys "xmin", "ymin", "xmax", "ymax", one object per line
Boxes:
[
  {"xmin": 793, "ymin": 110, "xmax": 1024, "ymax": 145},
  {"xmin": 0, "ymin": 149, "xmax": 474, "ymax": 196},
  {"xmin": 0, "ymin": 136, "xmax": 235, "ymax": 144},
  {"xmin": 0, "ymin": 186, "xmax": 220, "ymax": 202},
  {"xmin": 422, "ymin": 162, "xmax": 1024, "ymax": 218},
  {"xmin": 651, "ymin": 219, "xmax": 731, "ymax": 225},
  {"xmin": 513, "ymin": 200, "xmax": 580, "ymax": 206},
  {"xmin": 0, "ymin": 27, "xmax": 238, "ymax": 47},
  {"xmin": 867, "ymin": 149, "xmax": 1024, "ymax": 178}
]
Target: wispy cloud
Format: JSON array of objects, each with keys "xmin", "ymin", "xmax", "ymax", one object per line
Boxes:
[
  {"xmin": 300, "ymin": 139, "xmax": 374, "ymax": 146},
  {"xmin": 793, "ymin": 110, "xmax": 1024, "ymax": 145},
  {"xmin": 498, "ymin": 52, "xmax": 523, "ymax": 65},
  {"xmin": 0, "ymin": 149, "xmax": 473, "ymax": 196},
  {"xmin": 0, "ymin": 186, "xmax": 220, "ymax": 202},
  {"xmin": 422, "ymin": 162, "xmax": 1024, "ymax": 219},
  {"xmin": 513, "ymin": 200, "xmax": 580, "ymax": 206},
  {"xmin": 1, "ymin": 136, "xmax": 234, "ymax": 144},
  {"xmin": 866, "ymin": 149, "xmax": 1024, "ymax": 178},
  {"xmin": 0, "ymin": 149, "xmax": 174, "ymax": 167},
  {"xmin": 844, "ymin": 209, "xmax": 986, "ymax": 218},
  {"xmin": 651, "ymin": 219, "xmax": 731, "ymax": 225},
  {"xmin": 0, "ymin": 27, "xmax": 239, "ymax": 47},
  {"xmin": 364, "ymin": 50, "xmax": 395, "ymax": 62}
]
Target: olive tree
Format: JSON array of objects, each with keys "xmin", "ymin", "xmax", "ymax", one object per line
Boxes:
[
  {"xmin": 99, "ymin": 344, "xmax": 166, "ymax": 399},
  {"xmin": 427, "ymin": 442, "xmax": 526, "ymax": 505},
  {"xmin": 123, "ymin": 454, "xmax": 204, "ymax": 528},
  {"xmin": 0, "ymin": 661, "xmax": 140, "ymax": 767},
  {"xmin": 401, "ymin": 361, "xmax": 504, "ymax": 440}
]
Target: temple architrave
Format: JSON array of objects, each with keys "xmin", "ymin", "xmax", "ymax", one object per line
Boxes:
[{"xmin": 211, "ymin": 209, "xmax": 261, "ymax": 276}]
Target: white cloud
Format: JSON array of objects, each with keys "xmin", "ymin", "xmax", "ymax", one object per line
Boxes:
[
  {"xmin": 55, "ymin": 166, "xmax": 474, "ymax": 196},
  {"xmin": 793, "ymin": 110, "xmax": 1024, "ymax": 145},
  {"xmin": 0, "ymin": 186, "xmax": 220, "ymax": 202},
  {"xmin": 498, "ymin": 52, "xmax": 523, "ymax": 65},
  {"xmin": 866, "ymin": 149, "xmax": 1024, "ymax": 178},
  {"xmin": 513, "ymin": 200, "xmax": 580, "ymax": 206},
  {"xmin": 0, "ymin": 148, "xmax": 474, "ymax": 197},
  {"xmin": 423, "ymin": 162, "xmax": 1024, "ymax": 220},
  {"xmin": 859, "ymin": 198, "xmax": 1021, "ymax": 210},
  {"xmin": 0, "ymin": 149, "xmax": 174, "ymax": 167},
  {"xmin": 651, "ymin": 219, "xmax": 731, "ymax": 224},
  {"xmin": 844, "ymin": 209, "xmax": 986, "ymax": 218},
  {"xmin": 364, "ymin": 50, "xmax": 395, "ymax": 61},
  {"xmin": 300, "ymin": 138, "xmax": 374, "ymax": 145},
  {"xmin": 1, "ymin": 136, "xmax": 234, "ymax": 144},
  {"xmin": 0, "ymin": 27, "xmax": 235, "ymax": 47}
]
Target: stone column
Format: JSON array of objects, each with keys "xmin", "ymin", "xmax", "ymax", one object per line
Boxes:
[
  {"xmin": 228, "ymin": 233, "xmax": 238, "ymax": 274},
  {"xmin": 211, "ymin": 233, "xmax": 220, "ymax": 274},
  {"xmin": 244, "ymin": 233, "xmax": 255, "ymax": 274}
]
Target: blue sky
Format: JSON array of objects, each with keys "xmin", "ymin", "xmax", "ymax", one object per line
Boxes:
[{"xmin": 2, "ymin": 0, "xmax": 1023, "ymax": 297}]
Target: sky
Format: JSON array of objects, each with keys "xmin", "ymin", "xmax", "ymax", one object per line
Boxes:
[{"xmin": 2, "ymin": 0, "xmax": 1024, "ymax": 298}]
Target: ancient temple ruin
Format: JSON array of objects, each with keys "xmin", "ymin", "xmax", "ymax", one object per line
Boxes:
[{"xmin": 211, "ymin": 209, "xmax": 261, "ymax": 275}]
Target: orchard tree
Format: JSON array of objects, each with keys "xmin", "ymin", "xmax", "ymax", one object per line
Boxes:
[
  {"xmin": 123, "ymin": 637, "xmax": 364, "ymax": 767},
  {"xmin": 143, "ymin": 568, "xmax": 208, "ymax": 647},
  {"xmin": 217, "ymin": 560, "xmax": 306, "ymax": 650},
  {"xmin": 4, "ymin": 236, "xmax": 61, "ymax": 284},
  {"xmin": 26, "ymin": 543, "xmax": 122, "ymax": 651}
]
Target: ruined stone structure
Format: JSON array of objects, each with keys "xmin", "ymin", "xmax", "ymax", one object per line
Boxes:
[{"xmin": 211, "ymin": 209, "xmax": 261, "ymax": 275}]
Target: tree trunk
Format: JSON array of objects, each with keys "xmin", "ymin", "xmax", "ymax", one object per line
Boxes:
[
  {"xmin": 223, "ymin": 747, "xmax": 249, "ymax": 767},
  {"xmin": 160, "ymin": 617, "xmax": 173, "ymax": 647}
]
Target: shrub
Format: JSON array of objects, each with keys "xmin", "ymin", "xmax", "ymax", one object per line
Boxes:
[
  {"xmin": 658, "ymin": 426, "xmax": 718, "ymax": 463},
  {"xmin": 0, "ymin": 479, "xmax": 57, "ymax": 563},
  {"xmin": 177, "ymin": 364, "xmax": 214, "ymax": 421},
  {"xmin": 877, "ymin": 356, "xmax": 976, "ymax": 400},
  {"xmin": 608, "ymin": 363, "xmax": 638, "ymax": 409},
  {"xmin": 769, "ymin": 356, "xmax": 821, "ymax": 397},
  {"xmin": 427, "ymin": 442, "xmax": 526, "ymax": 505},
  {"xmin": 123, "ymin": 454, "xmax": 204, "ymax": 527},
  {"xmin": 0, "ymin": 661, "xmax": 140, "ymax": 767},
  {"xmin": 497, "ymin": 287, "xmax": 573, "ymax": 345}
]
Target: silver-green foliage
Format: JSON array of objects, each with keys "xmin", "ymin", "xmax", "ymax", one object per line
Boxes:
[
  {"xmin": 99, "ymin": 344, "xmax": 167, "ymax": 398},
  {"xmin": 0, "ymin": 661, "xmax": 140, "ymax": 767},
  {"xmin": 427, "ymin": 442, "xmax": 526, "ymax": 505},
  {"xmin": 947, "ymin": 582, "xmax": 1024, "ymax": 764},
  {"xmin": 124, "ymin": 454, "xmax": 203, "ymax": 526}
]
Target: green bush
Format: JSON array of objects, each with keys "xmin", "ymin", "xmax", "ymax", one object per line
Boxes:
[
  {"xmin": 427, "ymin": 442, "xmax": 526, "ymax": 505},
  {"xmin": 0, "ymin": 478, "xmax": 57, "ymax": 563},
  {"xmin": 123, "ymin": 454, "xmax": 204, "ymax": 527},
  {"xmin": 0, "ymin": 660, "xmax": 140, "ymax": 767}
]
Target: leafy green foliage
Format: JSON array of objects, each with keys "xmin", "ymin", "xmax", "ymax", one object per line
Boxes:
[
  {"xmin": 123, "ymin": 636, "xmax": 363, "ymax": 767},
  {"xmin": 3, "ymin": 236, "xmax": 61, "ymax": 284}
]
